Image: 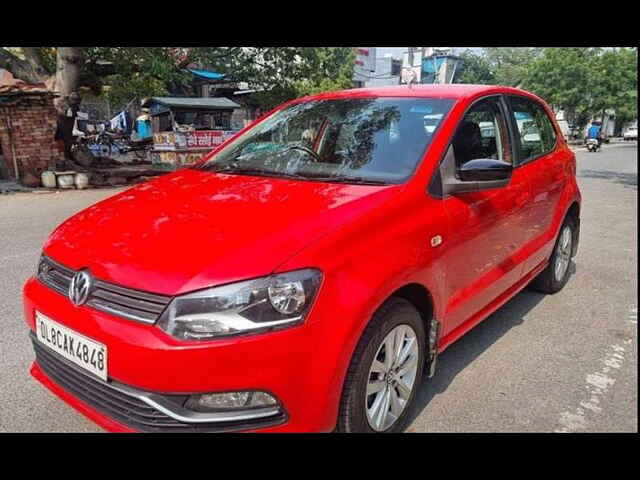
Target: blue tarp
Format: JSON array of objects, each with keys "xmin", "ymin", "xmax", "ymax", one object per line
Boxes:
[
  {"xmin": 514, "ymin": 111, "xmax": 532, "ymax": 120},
  {"xmin": 422, "ymin": 57, "xmax": 446, "ymax": 84},
  {"xmin": 187, "ymin": 69, "xmax": 225, "ymax": 80}
]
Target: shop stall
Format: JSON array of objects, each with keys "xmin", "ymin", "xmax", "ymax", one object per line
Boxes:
[{"xmin": 143, "ymin": 96, "xmax": 241, "ymax": 170}]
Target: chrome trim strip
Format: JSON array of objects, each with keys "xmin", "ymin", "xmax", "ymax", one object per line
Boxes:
[
  {"xmin": 142, "ymin": 394, "xmax": 280, "ymax": 424},
  {"xmin": 104, "ymin": 380, "xmax": 281, "ymax": 424},
  {"xmin": 93, "ymin": 278, "xmax": 172, "ymax": 304},
  {"xmin": 85, "ymin": 298, "xmax": 157, "ymax": 325}
]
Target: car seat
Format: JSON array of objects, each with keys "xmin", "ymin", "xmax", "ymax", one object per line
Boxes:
[{"xmin": 452, "ymin": 120, "xmax": 483, "ymax": 167}]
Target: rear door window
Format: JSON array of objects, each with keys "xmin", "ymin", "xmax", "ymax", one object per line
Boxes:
[{"xmin": 508, "ymin": 96, "xmax": 557, "ymax": 163}]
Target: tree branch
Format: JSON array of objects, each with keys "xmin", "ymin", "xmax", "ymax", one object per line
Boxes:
[
  {"xmin": 21, "ymin": 47, "xmax": 51, "ymax": 75},
  {"xmin": 0, "ymin": 47, "xmax": 50, "ymax": 84}
]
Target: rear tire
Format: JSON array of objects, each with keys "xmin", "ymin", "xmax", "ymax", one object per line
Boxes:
[
  {"xmin": 529, "ymin": 216, "xmax": 576, "ymax": 294},
  {"xmin": 337, "ymin": 297, "xmax": 426, "ymax": 433}
]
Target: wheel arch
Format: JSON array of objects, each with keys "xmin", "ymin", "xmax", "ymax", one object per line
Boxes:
[
  {"xmin": 390, "ymin": 283, "xmax": 435, "ymax": 335},
  {"xmin": 566, "ymin": 200, "xmax": 580, "ymax": 222}
]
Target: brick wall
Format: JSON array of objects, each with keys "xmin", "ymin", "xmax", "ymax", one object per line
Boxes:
[{"xmin": 0, "ymin": 94, "xmax": 64, "ymax": 181}]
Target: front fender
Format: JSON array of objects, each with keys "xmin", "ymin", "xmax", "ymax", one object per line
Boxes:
[{"xmin": 276, "ymin": 193, "xmax": 449, "ymax": 428}]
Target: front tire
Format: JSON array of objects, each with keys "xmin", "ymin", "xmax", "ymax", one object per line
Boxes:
[{"xmin": 337, "ymin": 297, "xmax": 426, "ymax": 433}]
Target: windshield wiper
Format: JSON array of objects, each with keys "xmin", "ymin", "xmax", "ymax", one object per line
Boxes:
[
  {"xmin": 208, "ymin": 165, "xmax": 390, "ymax": 185},
  {"xmin": 299, "ymin": 175, "xmax": 392, "ymax": 186},
  {"xmin": 211, "ymin": 165, "xmax": 308, "ymax": 180}
]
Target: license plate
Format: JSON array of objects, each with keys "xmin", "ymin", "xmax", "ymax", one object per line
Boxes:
[{"xmin": 35, "ymin": 311, "xmax": 108, "ymax": 381}]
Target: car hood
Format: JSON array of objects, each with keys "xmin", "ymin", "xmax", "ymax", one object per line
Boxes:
[{"xmin": 44, "ymin": 169, "xmax": 400, "ymax": 295}]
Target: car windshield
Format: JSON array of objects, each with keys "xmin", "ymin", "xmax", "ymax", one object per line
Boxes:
[{"xmin": 197, "ymin": 97, "xmax": 454, "ymax": 184}]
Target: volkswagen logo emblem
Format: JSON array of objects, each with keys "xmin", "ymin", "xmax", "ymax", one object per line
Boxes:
[{"xmin": 69, "ymin": 270, "xmax": 92, "ymax": 306}]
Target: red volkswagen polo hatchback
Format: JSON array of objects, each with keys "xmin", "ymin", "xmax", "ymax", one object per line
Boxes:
[{"xmin": 24, "ymin": 85, "xmax": 581, "ymax": 433}]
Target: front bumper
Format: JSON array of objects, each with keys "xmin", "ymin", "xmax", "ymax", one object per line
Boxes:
[{"xmin": 23, "ymin": 276, "xmax": 340, "ymax": 432}]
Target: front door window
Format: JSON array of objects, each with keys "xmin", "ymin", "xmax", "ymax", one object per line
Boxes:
[{"xmin": 451, "ymin": 97, "xmax": 513, "ymax": 168}]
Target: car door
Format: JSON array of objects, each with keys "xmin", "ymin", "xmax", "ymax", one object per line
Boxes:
[
  {"xmin": 505, "ymin": 95, "xmax": 568, "ymax": 274},
  {"xmin": 436, "ymin": 95, "xmax": 532, "ymax": 337}
]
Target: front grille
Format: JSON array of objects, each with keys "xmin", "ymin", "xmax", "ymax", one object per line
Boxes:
[
  {"xmin": 37, "ymin": 255, "xmax": 75, "ymax": 297},
  {"xmin": 37, "ymin": 255, "xmax": 171, "ymax": 324},
  {"xmin": 32, "ymin": 337, "xmax": 286, "ymax": 432}
]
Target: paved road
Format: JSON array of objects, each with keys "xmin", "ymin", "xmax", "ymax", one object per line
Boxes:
[{"xmin": 0, "ymin": 144, "xmax": 636, "ymax": 433}]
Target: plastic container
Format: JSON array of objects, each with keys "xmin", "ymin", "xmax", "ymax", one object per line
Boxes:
[
  {"xmin": 41, "ymin": 171, "xmax": 57, "ymax": 188},
  {"xmin": 74, "ymin": 173, "xmax": 89, "ymax": 189},
  {"xmin": 57, "ymin": 174, "xmax": 75, "ymax": 189}
]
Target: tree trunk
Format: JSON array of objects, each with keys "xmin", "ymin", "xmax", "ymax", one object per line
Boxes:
[
  {"xmin": 54, "ymin": 48, "xmax": 83, "ymax": 114},
  {"xmin": 53, "ymin": 48, "xmax": 84, "ymax": 161}
]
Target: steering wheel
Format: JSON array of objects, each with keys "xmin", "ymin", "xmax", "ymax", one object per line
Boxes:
[{"xmin": 282, "ymin": 145, "xmax": 322, "ymax": 163}]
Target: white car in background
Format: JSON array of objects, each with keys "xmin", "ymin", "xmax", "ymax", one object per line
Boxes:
[{"xmin": 623, "ymin": 126, "xmax": 637, "ymax": 141}]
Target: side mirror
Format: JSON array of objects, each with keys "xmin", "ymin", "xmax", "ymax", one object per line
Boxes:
[
  {"xmin": 433, "ymin": 146, "xmax": 513, "ymax": 197},
  {"xmin": 458, "ymin": 159, "xmax": 512, "ymax": 182}
]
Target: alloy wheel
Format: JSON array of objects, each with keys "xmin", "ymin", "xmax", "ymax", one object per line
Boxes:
[
  {"xmin": 365, "ymin": 324, "xmax": 419, "ymax": 431},
  {"xmin": 554, "ymin": 225, "xmax": 572, "ymax": 282}
]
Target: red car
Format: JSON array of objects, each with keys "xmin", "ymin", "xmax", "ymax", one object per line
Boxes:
[{"xmin": 24, "ymin": 85, "xmax": 581, "ymax": 433}]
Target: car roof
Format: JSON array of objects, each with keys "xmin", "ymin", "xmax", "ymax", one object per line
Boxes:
[{"xmin": 298, "ymin": 84, "xmax": 531, "ymax": 102}]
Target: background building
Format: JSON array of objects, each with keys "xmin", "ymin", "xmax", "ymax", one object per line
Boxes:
[
  {"xmin": 352, "ymin": 47, "xmax": 470, "ymax": 88},
  {"xmin": 401, "ymin": 47, "xmax": 462, "ymax": 85},
  {"xmin": 352, "ymin": 48, "xmax": 377, "ymax": 87},
  {"xmin": 0, "ymin": 70, "xmax": 63, "ymax": 183},
  {"xmin": 364, "ymin": 56, "xmax": 402, "ymax": 87}
]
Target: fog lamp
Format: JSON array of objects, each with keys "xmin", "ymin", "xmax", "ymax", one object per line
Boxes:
[{"xmin": 185, "ymin": 391, "xmax": 278, "ymax": 412}]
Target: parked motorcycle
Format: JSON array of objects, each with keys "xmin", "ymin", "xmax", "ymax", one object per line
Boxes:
[{"xmin": 121, "ymin": 136, "xmax": 153, "ymax": 160}]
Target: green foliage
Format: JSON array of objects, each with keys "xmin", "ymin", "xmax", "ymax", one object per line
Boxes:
[
  {"xmin": 454, "ymin": 48, "xmax": 540, "ymax": 86},
  {"xmin": 78, "ymin": 47, "xmax": 356, "ymax": 111},
  {"xmin": 455, "ymin": 49, "xmax": 496, "ymax": 84},
  {"xmin": 591, "ymin": 48, "xmax": 637, "ymax": 126},
  {"xmin": 33, "ymin": 47, "xmax": 57, "ymax": 74},
  {"xmin": 292, "ymin": 47, "xmax": 356, "ymax": 96},
  {"xmin": 524, "ymin": 47, "xmax": 599, "ymax": 125},
  {"xmin": 83, "ymin": 47, "xmax": 192, "ymax": 107},
  {"xmin": 199, "ymin": 47, "xmax": 356, "ymax": 110},
  {"xmin": 455, "ymin": 47, "xmax": 637, "ymax": 131},
  {"xmin": 524, "ymin": 47, "xmax": 637, "ymax": 129},
  {"xmin": 483, "ymin": 47, "xmax": 541, "ymax": 86}
]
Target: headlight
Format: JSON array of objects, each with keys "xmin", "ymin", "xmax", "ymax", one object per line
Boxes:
[{"xmin": 157, "ymin": 269, "xmax": 322, "ymax": 341}]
